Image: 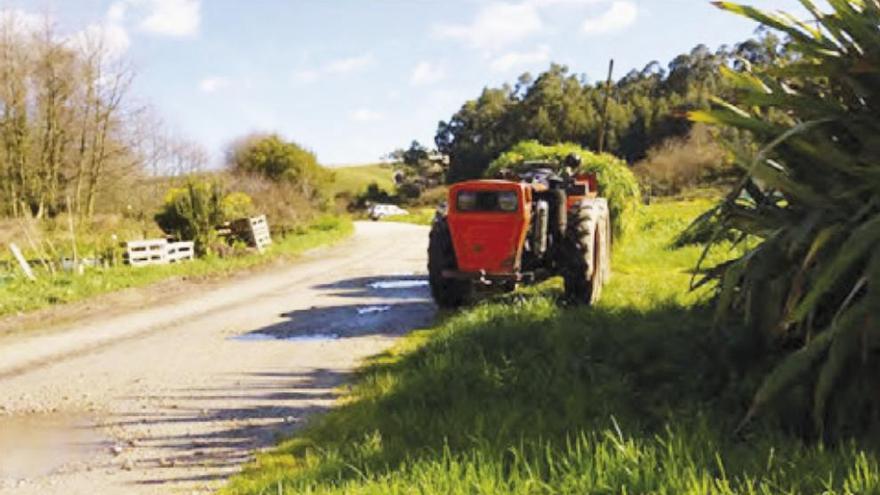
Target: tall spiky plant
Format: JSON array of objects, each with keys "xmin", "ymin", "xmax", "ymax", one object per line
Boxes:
[{"xmin": 689, "ymin": 0, "xmax": 880, "ymax": 438}]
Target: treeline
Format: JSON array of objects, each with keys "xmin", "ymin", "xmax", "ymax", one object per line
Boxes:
[
  {"xmin": 0, "ymin": 12, "xmax": 206, "ymax": 221},
  {"xmin": 436, "ymin": 34, "xmax": 784, "ymax": 182}
]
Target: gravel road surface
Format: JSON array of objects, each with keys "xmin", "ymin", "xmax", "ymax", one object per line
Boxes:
[{"xmin": 0, "ymin": 221, "xmax": 433, "ymax": 494}]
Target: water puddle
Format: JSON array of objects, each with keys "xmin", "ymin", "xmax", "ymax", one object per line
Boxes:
[
  {"xmin": 357, "ymin": 305, "xmax": 391, "ymax": 315},
  {"xmin": 368, "ymin": 280, "xmax": 429, "ymax": 290},
  {"xmin": 0, "ymin": 414, "xmax": 108, "ymax": 480},
  {"xmin": 233, "ymin": 332, "xmax": 340, "ymax": 342}
]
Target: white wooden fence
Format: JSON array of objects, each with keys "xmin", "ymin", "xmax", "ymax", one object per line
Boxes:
[
  {"xmin": 125, "ymin": 239, "xmax": 195, "ymax": 266},
  {"xmin": 231, "ymin": 215, "xmax": 272, "ymax": 252}
]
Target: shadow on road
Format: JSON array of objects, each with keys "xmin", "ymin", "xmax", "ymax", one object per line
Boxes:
[
  {"xmin": 234, "ymin": 301, "xmax": 436, "ymax": 341},
  {"xmin": 105, "ymin": 368, "xmax": 348, "ymax": 487},
  {"xmin": 233, "ymin": 274, "xmax": 435, "ymax": 341},
  {"xmin": 313, "ymin": 275, "xmax": 430, "ymax": 300},
  {"xmin": 105, "ymin": 273, "xmax": 437, "ymax": 489}
]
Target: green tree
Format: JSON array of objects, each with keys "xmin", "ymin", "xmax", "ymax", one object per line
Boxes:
[
  {"xmin": 434, "ymin": 36, "xmax": 784, "ymax": 183},
  {"xmin": 402, "ymin": 140, "xmax": 429, "ymax": 168},
  {"xmin": 227, "ymin": 133, "xmax": 333, "ymax": 202}
]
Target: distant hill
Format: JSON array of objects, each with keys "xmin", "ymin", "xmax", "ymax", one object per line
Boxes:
[{"xmin": 330, "ymin": 163, "xmax": 396, "ymax": 197}]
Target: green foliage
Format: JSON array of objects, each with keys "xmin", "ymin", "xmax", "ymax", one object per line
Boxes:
[
  {"xmin": 228, "ymin": 134, "xmax": 333, "ymax": 203},
  {"xmin": 350, "ymin": 182, "xmax": 396, "ymax": 211},
  {"xmin": 155, "ymin": 181, "xmax": 254, "ymax": 255},
  {"xmin": 155, "ymin": 182, "xmax": 226, "ymax": 255},
  {"xmin": 689, "ymin": 0, "xmax": 880, "ymax": 438},
  {"xmin": 381, "ymin": 207, "xmax": 435, "ymax": 226},
  {"xmin": 488, "ymin": 141, "xmax": 641, "ymax": 239},
  {"xmin": 401, "ymin": 140, "xmax": 429, "ymax": 168},
  {"xmin": 436, "ymin": 36, "xmax": 782, "ymax": 182},
  {"xmin": 223, "ymin": 201, "xmax": 877, "ymax": 495},
  {"xmin": 221, "ymin": 192, "xmax": 255, "ymax": 220}
]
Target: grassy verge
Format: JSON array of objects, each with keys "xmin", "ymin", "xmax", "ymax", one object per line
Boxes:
[
  {"xmin": 382, "ymin": 207, "xmax": 435, "ymax": 226},
  {"xmin": 0, "ymin": 216, "xmax": 353, "ymax": 318},
  {"xmin": 223, "ymin": 200, "xmax": 879, "ymax": 494}
]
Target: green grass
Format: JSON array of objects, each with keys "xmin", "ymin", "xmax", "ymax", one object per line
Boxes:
[
  {"xmin": 382, "ymin": 207, "xmax": 436, "ymax": 226},
  {"xmin": 331, "ymin": 163, "xmax": 396, "ymax": 196},
  {"xmin": 223, "ymin": 200, "xmax": 879, "ymax": 495},
  {"xmin": 0, "ymin": 216, "xmax": 353, "ymax": 319}
]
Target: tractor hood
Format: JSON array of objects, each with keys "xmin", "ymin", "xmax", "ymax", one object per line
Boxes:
[{"xmin": 446, "ymin": 181, "xmax": 531, "ymax": 275}]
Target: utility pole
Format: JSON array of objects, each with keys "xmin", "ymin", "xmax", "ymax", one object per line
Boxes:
[{"xmin": 597, "ymin": 59, "xmax": 614, "ymax": 154}]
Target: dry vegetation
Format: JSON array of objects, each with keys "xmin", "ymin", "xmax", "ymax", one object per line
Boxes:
[{"xmin": 632, "ymin": 124, "xmax": 733, "ymax": 197}]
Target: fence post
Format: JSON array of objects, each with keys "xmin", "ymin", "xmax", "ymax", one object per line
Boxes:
[{"xmin": 9, "ymin": 243, "xmax": 36, "ymax": 281}]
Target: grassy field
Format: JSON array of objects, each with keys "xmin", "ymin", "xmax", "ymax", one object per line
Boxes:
[
  {"xmin": 330, "ymin": 163, "xmax": 396, "ymax": 196},
  {"xmin": 0, "ymin": 216, "xmax": 353, "ymax": 319},
  {"xmin": 382, "ymin": 207, "xmax": 435, "ymax": 226},
  {"xmin": 223, "ymin": 200, "xmax": 879, "ymax": 494}
]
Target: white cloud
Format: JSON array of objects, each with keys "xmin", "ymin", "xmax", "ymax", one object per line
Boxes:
[
  {"xmin": 490, "ymin": 44, "xmax": 550, "ymax": 72},
  {"xmin": 0, "ymin": 9, "xmax": 42, "ymax": 36},
  {"xmin": 582, "ymin": 0, "xmax": 637, "ymax": 35},
  {"xmin": 292, "ymin": 69, "xmax": 320, "ymax": 84},
  {"xmin": 107, "ymin": 2, "xmax": 127, "ymax": 24},
  {"xmin": 137, "ymin": 0, "xmax": 200, "ymax": 37},
  {"xmin": 292, "ymin": 53, "xmax": 374, "ymax": 85},
  {"xmin": 325, "ymin": 54, "xmax": 374, "ymax": 74},
  {"xmin": 66, "ymin": 0, "xmax": 200, "ymax": 61},
  {"xmin": 433, "ymin": 2, "xmax": 543, "ymax": 51},
  {"xmin": 410, "ymin": 61, "xmax": 445, "ymax": 86},
  {"xmin": 74, "ymin": 23, "xmax": 131, "ymax": 59},
  {"xmin": 199, "ymin": 76, "xmax": 230, "ymax": 93},
  {"xmin": 69, "ymin": 3, "xmax": 131, "ymax": 60},
  {"xmin": 350, "ymin": 109, "xmax": 384, "ymax": 123}
]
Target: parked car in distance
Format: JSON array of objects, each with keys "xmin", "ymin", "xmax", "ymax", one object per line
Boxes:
[{"xmin": 368, "ymin": 203, "xmax": 409, "ymax": 221}]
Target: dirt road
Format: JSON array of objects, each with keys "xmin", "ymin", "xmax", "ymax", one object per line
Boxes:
[{"xmin": 0, "ymin": 221, "xmax": 434, "ymax": 494}]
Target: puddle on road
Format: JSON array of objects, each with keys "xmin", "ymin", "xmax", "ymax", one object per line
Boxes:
[
  {"xmin": 233, "ymin": 275, "xmax": 434, "ymax": 343},
  {"xmin": 0, "ymin": 414, "xmax": 107, "ymax": 480},
  {"xmin": 233, "ymin": 332, "xmax": 340, "ymax": 342},
  {"xmin": 368, "ymin": 280, "xmax": 429, "ymax": 290},
  {"xmin": 357, "ymin": 305, "xmax": 391, "ymax": 315}
]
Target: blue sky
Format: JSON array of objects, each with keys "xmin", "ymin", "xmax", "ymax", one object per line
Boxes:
[{"xmin": 21, "ymin": 0, "xmax": 809, "ymax": 166}]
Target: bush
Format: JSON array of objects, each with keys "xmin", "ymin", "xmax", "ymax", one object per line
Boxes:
[
  {"xmin": 155, "ymin": 181, "xmax": 253, "ymax": 255},
  {"xmin": 226, "ymin": 133, "xmax": 333, "ymax": 203},
  {"xmin": 689, "ymin": 1, "xmax": 880, "ymax": 439},
  {"xmin": 227, "ymin": 173, "xmax": 321, "ymax": 236},
  {"xmin": 350, "ymin": 182, "xmax": 395, "ymax": 211},
  {"xmin": 487, "ymin": 140, "xmax": 641, "ymax": 239},
  {"xmin": 396, "ymin": 181, "xmax": 422, "ymax": 201},
  {"xmin": 633, "ymin": 124, "xmax": 734, "ymax": 197},
  {"xmin": 220, "ymin": 192, "xmax": 255, "ymax": 220}
]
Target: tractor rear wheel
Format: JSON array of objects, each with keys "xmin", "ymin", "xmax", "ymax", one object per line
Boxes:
[
  {"xmin": 561, "ymin": 200, "xmax": 610, "ymax": 305},
  {"xmin": 428, "ymin": 217, "xmax": 471, "ymax": 308}
]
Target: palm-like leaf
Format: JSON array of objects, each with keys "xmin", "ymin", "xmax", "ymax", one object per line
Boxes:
[{"xmin": 695, "ymin": 0, "xmax": 880, "ymax": 437}]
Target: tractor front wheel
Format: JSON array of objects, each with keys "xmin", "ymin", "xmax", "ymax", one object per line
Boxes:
[
  {"xmin": 561, "ymin": 200, "xmax": 610, "ymax": 305},
  {"xmin": 428, "ymin": 217, "xmax": 471, "ymax": 308}
]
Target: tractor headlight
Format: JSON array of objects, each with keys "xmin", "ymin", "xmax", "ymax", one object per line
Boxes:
[
  {"xmin": 457, "ymin": 191, "xmax": 477, "ymax": 211},
  {"xmin": 498, "ymin": 192, "xmax": 518, "ymax": 212}
]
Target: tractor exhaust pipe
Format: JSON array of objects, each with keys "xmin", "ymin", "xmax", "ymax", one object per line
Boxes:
[
  {"xmin": 535, "ymin": 200, "xmax": 550, "ymax": 256},
  {"xmin": 552, "ymin": 189, "xmax": 567, "ymax": 237}
]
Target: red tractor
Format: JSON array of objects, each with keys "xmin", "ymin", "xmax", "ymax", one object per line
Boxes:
[{"xmin": 428, "ymin": 156, "xmax": 612, "ymax": 308}]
